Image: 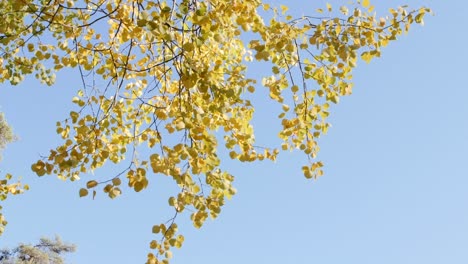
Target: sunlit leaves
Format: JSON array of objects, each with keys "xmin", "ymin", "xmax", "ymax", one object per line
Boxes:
[
  {"xmin": 0, "ymin": 0, "xmax": 431, "ymax": 262},
  {"xmin": 0, "ymin": 173, "xmax": 27, "ymax": 235}
]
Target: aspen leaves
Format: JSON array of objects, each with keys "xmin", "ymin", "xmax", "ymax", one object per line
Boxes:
[
  {"xmin": 0, "ymin": 174, "xmax": 27, "ymax": 235},
  {"xmin": 0, "ymin": 0, "xmax": 431, "ymax": 262}
]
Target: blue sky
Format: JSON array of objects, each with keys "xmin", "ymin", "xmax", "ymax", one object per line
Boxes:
[{"xmin": 1, "ymin": 1, "xmax": 467, "ymax": 263}]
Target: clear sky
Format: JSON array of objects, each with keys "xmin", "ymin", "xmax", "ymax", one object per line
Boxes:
[{"xmin": 1, "ymin": 1, "xmax": 467, "ymax": 264}]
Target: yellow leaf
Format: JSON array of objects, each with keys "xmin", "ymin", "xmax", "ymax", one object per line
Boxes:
[
  {"xmin": 110, "ymin": 188, "xmax": 121, "ymax": 199},
  {"xmin": 362, "ymin": 0, "xmax": 370, "ymax": 8},
  {"xmin": 152, "ymin": 225, "xmax": 161, "ymax": 234},
  {"xmin": 415, "ymin": 13, "xmax": 425, "ymax": 24},
  {"xmin": 229, "ymin": 151, "xmax": 237, "ymax": 159},
  {"xmin": 79, "ymin": 188, "xmax": 88, "ymax": 197},
  {"xmin": 280, "ymin": 5, "xmax": 288, "ymax": 14},
  {"xmin": 182, "ymin": 43, "xmax": 194, "ymax": 52},
  {"xmin": 149, "ymin": 240, "xmax": 158, "ymax": 249},
  {"xmin": 86, "ymin": 180, "xmax": 98, "ymax": 189},
  {"xmin": 361, "ymin": 51, "xmax": 373, "ymax": 63},
  {"xmin": 112, "ymin": 178, "xmax": 121, "ymax": 186},
  {"xmin": 339, "ymin": 6, "xmax": 349, "ymax": 15}
]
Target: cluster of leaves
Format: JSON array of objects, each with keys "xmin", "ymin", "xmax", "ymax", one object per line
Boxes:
[
  {"xmin": 0, "ymin": 0, "xmax": 430, "ymax": 262},
  {"xmin": 0, "ymin": 112, "xmax": 27, "ymax": 235},
  {"xmin": 0, "ymin": 236, "xmax": 76, "ymax": 264},
  {"xmin": 0, "ymin": 173, "xmax": 28, "ymax": 236}
]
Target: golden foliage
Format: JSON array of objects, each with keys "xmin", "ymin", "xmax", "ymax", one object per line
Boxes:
[{"xmin": 0, "ymin": 0, "xmax": 430, "ymax": 261}]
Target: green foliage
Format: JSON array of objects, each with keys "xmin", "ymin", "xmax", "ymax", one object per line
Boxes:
[
  {"xmin": 0, "ymin": 0, "xmax": 430, "ymax": 262},
  {"xmin": 0, "ymin": 236, "xmax": 76, "ymax": 264}
]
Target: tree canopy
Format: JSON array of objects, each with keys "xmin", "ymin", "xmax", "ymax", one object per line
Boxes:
[
  {"xmin": 0, "ymin": 236, "xmax": 76, "ymax": 264},
  {"xmin": 0, "ymin": 0, "xmax": 430, "ymax": 262}
]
